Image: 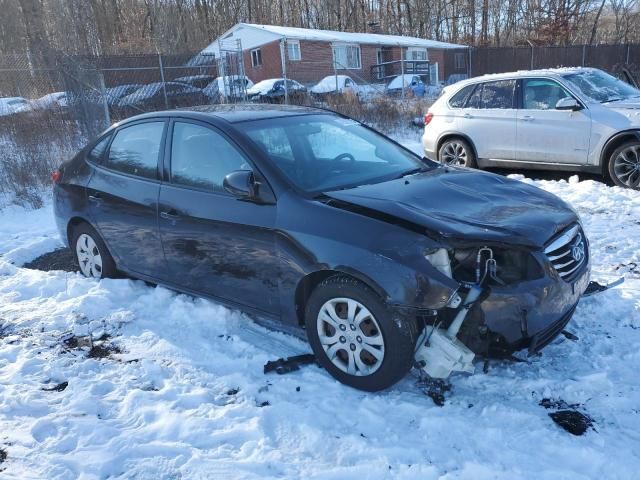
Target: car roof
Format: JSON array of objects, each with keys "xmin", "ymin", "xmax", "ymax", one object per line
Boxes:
[
  {"xmin": 452, "ymin": 66, "xmax": 595, "ymax": 88},
  {"xmin": 116, "ymin": 104, "xmax": 328, "ymax": 125}
]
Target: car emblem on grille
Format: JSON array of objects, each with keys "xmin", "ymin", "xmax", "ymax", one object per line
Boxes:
[{"xmin": 571, "ymin": 233, "xmax": 585, "ymax": 262}]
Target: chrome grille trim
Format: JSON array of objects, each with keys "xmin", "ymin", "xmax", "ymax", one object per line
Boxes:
[{"xmin": 544, "ymin": 224, "xmax": 587, "ymax": 281}]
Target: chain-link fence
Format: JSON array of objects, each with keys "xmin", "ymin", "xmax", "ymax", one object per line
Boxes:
[{"xmin": 2, "ymin": 43, "xmax": 639, "ymax": 206}]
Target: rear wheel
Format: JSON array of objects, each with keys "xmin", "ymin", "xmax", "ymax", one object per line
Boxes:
[
  {"xmin": 608, "ymin": 141, "xmax": 640, "ymax": 189},
  {"xmin": 438, "ymin": 137, "xmax": 477, "ymax": 168},
  {"xmin": 71, "ymin": 223, "xmax": 116, "ymax": 279},
  {"xmin": 304, "ymin": 276, "xmax": 418, "ymax": 391}
]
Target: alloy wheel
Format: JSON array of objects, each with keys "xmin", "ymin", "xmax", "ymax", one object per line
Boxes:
[
  {"xmin": 75, "ymin": 233, "xmax": 103, "ymax": 278},
  {"xmin": 613, "ymin": 144, "xmax": 640, "ymax": 188},
  {"xmin": 441, "ymin": 141, "xmax": 468, "ymax": 166},
  {"xmin": 316, "ymin": 297, "xmax": 385, "ymax": 376}
]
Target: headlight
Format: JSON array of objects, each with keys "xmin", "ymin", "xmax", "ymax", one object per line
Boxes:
[{"xmin": 425, "ymin": 248, "xmax": 452, "ymax": 278}]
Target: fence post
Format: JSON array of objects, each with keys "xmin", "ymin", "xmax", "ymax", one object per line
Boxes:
[
  {"xmin": 627, "ymin": 44, "xmax": 631, "ymax": 65},
  {"xmin": 468, "ymin": 47, "xmax": 472, "ymax": 78},
  {"xmin": 582, "ymin": 44, "xmax": 586, "ymax": 66},
  {"xmin": 98, "ymin": 72, "xmax": 110, "ymax": 127},
  {"xmin": 280, "ymin": 39, "xmax": 289, "ymax": 105},
  {"xmin": 400, "ymin": 46, "xmax": 405, "ymax": 100},
  {"xmin": 157, "ymin": 51, "xmax": 168, "ymax": 109},
  {"xmin": 530, "ymin": 45, "xmax": 534, "ymax": 70}
]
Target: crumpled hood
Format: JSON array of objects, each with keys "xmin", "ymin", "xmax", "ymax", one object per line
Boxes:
[{"xmin": 325, "ymin": 167, "xmax": 578, "ymax": 248}]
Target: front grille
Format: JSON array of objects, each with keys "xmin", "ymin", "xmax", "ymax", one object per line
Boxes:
[{"xmin": 544, "ymin": 224, "xmax": 588, "ymax": 282}]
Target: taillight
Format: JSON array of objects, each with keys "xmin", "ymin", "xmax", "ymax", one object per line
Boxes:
[
  {"xmin": 51, "ymin": 170, "xmax": 61, "ymax": 183},
  {"xmin": 424, "ymin": 112, "xmax": 434, "ymax": 125}
]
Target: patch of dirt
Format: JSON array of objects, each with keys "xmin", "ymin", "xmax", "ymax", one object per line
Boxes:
[
  {"xmin": 0, "ymin": 447, "xmax": 6, "ymax": 465},
  {"xmin": 23, "ymin": 248, "xmax": 78, "ymax": 273},
  {"xmin": 62, "ymin": 334, "xmax": 122, "ymax": 359},
  {"xmin": 539, "ymin": 398, "xmax": 595, "ymax": 436},
  {"xmin": 88, "ymin": 343, "xmax": 122, "ymax": 359}
]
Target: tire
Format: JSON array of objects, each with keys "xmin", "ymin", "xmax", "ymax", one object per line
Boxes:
[
  {"xmin": 438, "ymin": 137, "xmax": 477, "ymax": 168},
  {"xmin": 607, "ymin": 141, "xmax": 640, "ymax": 189},
  {"xmin": 304, "ymin": 276, "xmax": 419, "ymax": 391},
  {"xmin": 71, "ymin": 223, "xmax": 117, "ymax": 279}
]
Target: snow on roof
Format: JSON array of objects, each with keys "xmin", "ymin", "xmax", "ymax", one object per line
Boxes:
[{"xmin": 202, "ymin": 23, "xmax": 467, "ymax": 56}]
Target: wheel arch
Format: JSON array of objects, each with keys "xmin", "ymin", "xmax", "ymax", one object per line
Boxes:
[
  {"xmin": 66, "ymin": 216, "xmax": 97, "ymax": 246},
  {"xmin": 436, "ymin": 132, "xmax": 478, "ymax": 161},
  {"xmin": 293, "ymin": 269, "xmax": 388, "ymax": 326},
  {"xmin": 600, "ymin": 129, "xmax": 640, "ymax": 176}
]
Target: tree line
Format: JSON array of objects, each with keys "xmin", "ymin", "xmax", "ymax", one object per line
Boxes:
[{"xmin": 2, "ymin": 0, "xmax": 639, "ymax": 57}]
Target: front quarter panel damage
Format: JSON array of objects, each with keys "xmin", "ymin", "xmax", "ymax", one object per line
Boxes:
[{"xmin": 275, "ymin": 193, "xmax": 460, "ymax": 325}]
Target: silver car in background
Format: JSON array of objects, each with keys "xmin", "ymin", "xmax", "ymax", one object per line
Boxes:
[{"xmin": 422, "ymin": 67, "xmax": 640, "ymax": 189}]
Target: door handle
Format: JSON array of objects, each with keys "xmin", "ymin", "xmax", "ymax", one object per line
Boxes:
[
  {"xmin": 521, "ymin": 115, "xmax": 534, "ymax": 122},
  {"xmin": 88, "ymin": 193, "xmax": 102, "ymax": 203},
  {"xmin": 463, "ymin": 113, "xmax": 472, "ymax": 119},
  {"xmin": 160, "ymin": 210, "xmax": 180, "ymax": 220}
]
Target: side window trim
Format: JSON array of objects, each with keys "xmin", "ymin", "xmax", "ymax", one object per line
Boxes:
[
  {"xmin": 166, "ymin": 118, "xmax": 255, "ymax": 196},
  {"xmin": 97, "ymin": 118, "xmax": 168, "ymax": 182},
  {"xmin": 86, "ymin": 133, "xmax": 114, "ymax": 165}
]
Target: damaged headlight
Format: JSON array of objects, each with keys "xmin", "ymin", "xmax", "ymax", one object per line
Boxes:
[
  {"xmin": 425, "ymin": 248, "xmax": 453, "ymax": 278},
  {"xmin": 451, "ymin": 247, "xmax": 543, "ymax": 285}
]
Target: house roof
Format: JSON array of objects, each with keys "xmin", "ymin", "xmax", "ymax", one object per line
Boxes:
[{"xmin": 201, "ymin": 23, "xmax": 467, "ymax": 57}]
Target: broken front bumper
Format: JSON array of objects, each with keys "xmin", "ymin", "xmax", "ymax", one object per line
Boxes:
[{"xmin": 458, "ymin": 253, "xmax": 591, "ymax": 356}]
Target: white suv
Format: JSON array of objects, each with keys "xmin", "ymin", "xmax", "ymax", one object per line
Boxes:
[{"xmin": 422, "ymin": 67, "xmax": 640, "ymax": 189}]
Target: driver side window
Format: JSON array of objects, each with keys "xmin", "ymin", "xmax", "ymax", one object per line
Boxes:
[
  {"xmin": 170, "ymin": 122, "xmax": 250, "ymax": 193},
  {"xmin": 523, "ymin": 78, "xmax": 572, "ymax": 110}
]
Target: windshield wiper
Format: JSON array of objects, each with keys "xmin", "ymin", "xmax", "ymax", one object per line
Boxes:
[
  {"xmin": 392, "ymin": 167, "xmax": 425, "ymax": 180},
  {"xmin": 602, "ymin": 96, "xmax": 625, "ymax": 103}
]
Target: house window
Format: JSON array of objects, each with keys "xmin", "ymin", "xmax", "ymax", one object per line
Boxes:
[
  {"xmin": 251, "ymin": 48, "xmax": 262, "ymax": 68},
  {"xmin": 332, "ymin": 44, "xmax": 361, "ymax": 69},
  {"xmin": 455, "ymin": 52, "xmax": 465, "ymax": 70},
  {"xmin": 287, "ymin": 40, "xmax": 301, "ymax": 61},
  {"xmin": 406, "ymin": 47, "xmax": 428, "ymax": 61}
]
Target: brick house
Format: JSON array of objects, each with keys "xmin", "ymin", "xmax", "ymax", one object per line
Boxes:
[{"xmin": 198, "ymin": 23, "xmax": 468, "ymax": 86}]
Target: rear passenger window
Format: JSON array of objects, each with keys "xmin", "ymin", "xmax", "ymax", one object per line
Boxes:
[
  {"xmin": 481, "ymin": 80, "xmax": 516, "ymax": 108},
  {"xmin": 170, "ymin": 122, "xmax": 250, "ymax": 192},
  {"xmin": 87, "ymin": 135, "xmax": 111, "ymax": 163},
  {"xmin": 449, "ymin": 84, "xmax": 475, "ymax": 108},
  {"xmin": 104, "ymin": 122, "xmax": 164, "ymax": 179}
]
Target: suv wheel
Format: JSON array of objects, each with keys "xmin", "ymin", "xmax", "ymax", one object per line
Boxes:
[
  {"xmin": 438, "ymin": 138, "xmax": 477, "ymax": 168},
  {"xmin": 71, "ymin": 223, "xmax": 116, "ymax": 279},
  {"xmin": 304, "ymin": 276, "xmax": 418, "ymax": 391},
  {"xmin": 609, "ymin": 141, "xmax": 640, "ymax": 189}
]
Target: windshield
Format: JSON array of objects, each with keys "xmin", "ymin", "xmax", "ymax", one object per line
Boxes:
[
  {"xmin": 242, "ymin": 114, "xmax": 428, "ymax": 193},
  {"xmin": 562, "ymin": 69, "xmax": 640, "ymax": 103}
]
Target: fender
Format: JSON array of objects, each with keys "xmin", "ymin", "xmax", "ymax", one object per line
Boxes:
[
  {"xmin": 436, "ymin": 131, "xmax": 479, "ymax": 160},
  {"xmin": 599, "ymin": 129, "xmax": 640, "ymax": 170}
]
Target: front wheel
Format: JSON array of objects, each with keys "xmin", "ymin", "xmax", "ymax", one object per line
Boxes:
[
  {"xmin": 305, "ymin": 276, "xmax": 418, "ymax": 391},
  {"xmin": 72, "ymin": 223, "xmax": 117, "ymax": 279},
  {"xmin": 608, "ymin": 141, "xmax": 640, "ymax": 189},
  {"xmin": 438, "ymin": 138, "xmax": 477, "ymax": 168}
]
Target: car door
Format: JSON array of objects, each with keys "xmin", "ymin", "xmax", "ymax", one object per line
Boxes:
[
  {"xmin": 158, "ymin": 119, "xmax": 280, "ymax": 314},
  {"xmin": 455, "ymin": 79, "xmax": 517, "ymax": 160},
  {"xmin": 86, "ymin": 120, "xmax": 168, "ymax": 278},
  {"xmin": 515, "ymin": 78, "xmax": 591, "ymax": 164}
]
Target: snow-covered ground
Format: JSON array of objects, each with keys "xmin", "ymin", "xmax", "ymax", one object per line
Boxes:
[{"xmin": 1, "ymin": 137, "xmax": 640, "ymax": 479}]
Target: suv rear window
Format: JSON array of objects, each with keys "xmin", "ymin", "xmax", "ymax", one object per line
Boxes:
[
  {"xmin": 464, "ymin": 80, "xmax": 516, "ymax": 109},
  {"xmin": 449, "ymin": 84, "xmax": 475, "ymax": 108}
]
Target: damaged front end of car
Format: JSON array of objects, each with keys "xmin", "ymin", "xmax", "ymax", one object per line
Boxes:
[{"xmin": 412, "ymin": 223, "xmax": 591, "ymax": 379}]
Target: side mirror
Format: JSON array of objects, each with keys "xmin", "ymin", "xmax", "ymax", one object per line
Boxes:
[
  {"xmin": 556, "ymin": 97, "xmax": 582, "ymax": 111},
  {"xmin": 223, "ymin": 170, "xmax": 256, "ymax": 198}
]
